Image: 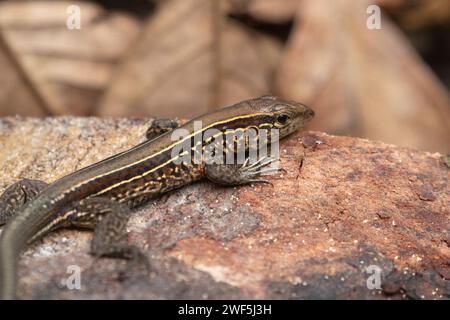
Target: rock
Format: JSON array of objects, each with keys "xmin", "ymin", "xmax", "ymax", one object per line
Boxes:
[{"xmin": 0, "ymin": 117, "xmax": 448, "ymax": 299}]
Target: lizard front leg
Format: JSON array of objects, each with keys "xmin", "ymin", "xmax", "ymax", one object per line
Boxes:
[
  {"xmin": 205, "ymin": 156, "xmax": 284, "ymax": 186},
  {"xmin": 0, "ymin": 179, "xmax": 48, "ymax": 225}
]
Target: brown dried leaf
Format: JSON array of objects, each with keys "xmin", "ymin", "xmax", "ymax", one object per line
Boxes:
[
  {"xmin": 377, "ymin": 0, "xmax": 450, "ymax": 28},
  {"xmin": 0, "ymin": 33, "xmax": 48, "ymax": 116},
  {"xmin": 229, "ymin": 0, "xmax": 299, "ymax": 23},
  {"xmin": 0, "ymin": 1, "xmax": 100, "ymax": 27},
  {"xmin": 0, "ymin": 1, "xmax": 141, "ymax": 116},
  {"xmin": 97, "ymin": 0, "xmax": 281, "ymax": 119},
  {"xmin": 276, "ymin": 0, "xmax": 450, "ymax": 153},
  {"xmin": 395, "ymin": 0, "xmax": 450, "ymax": 29}
]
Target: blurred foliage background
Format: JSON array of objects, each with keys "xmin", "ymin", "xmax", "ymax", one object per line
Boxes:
[{"xmin": 0, "ymin": 0, "xmax": 449, "ymax": 153}]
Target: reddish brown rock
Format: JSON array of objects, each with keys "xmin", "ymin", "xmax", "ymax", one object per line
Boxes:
[{"xmin": 0, "ymin": 117, "xmax": 448, "ymax": 299}]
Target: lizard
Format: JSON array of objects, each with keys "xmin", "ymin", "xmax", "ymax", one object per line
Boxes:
[{"xmin": 0, "ymin": 96, "xmax": 314, "ymax": 299}]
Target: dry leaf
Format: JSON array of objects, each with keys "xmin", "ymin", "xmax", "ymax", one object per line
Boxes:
[
  {"xmin": 0, "ymin": 1, "xmax": 141, "ymax": 116},
  {"xmin": 394, "ymin": 0, "xmax": 450, "ymax": 29},
  {"xmin": 0, "ymin": 1, "xmax": 100, "ymax": 27},
  {"xmin": 0, "ymin": 34, "xmax": 47, "ymax": 116},
  {"xmin": 228, "ymin": 0, "xmax": 298, "ymax": 23},
  {"xmin": 378, "ymin": 0, "xmax": 450, "ymax": 28},
  {"xmin": 276, "ymin": 0, "xmax": 450, "ymax": 153},
  {"xmin": 97, "ymin": 0, "xmax": 281, "ymax": 119}
]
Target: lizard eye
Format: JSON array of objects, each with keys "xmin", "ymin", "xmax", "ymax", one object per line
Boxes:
[{"xmin": 276, "ymin": 114, "xmax": 290, "ymax": 125}]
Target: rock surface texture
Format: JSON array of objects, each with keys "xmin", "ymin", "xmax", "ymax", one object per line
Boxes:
[{"xmin": 0, "ymin": 117, "xmax": 448, "ymax": 299}]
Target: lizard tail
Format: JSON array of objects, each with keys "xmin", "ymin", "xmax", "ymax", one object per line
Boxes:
[{"xmin": 0, "ymin": 229, "xmax": 19, "ymax": 300}]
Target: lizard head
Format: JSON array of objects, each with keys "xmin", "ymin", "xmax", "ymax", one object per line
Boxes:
[{"xmin": 248, "ymin": 95, "xmax": 315, "ymax": 138}]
